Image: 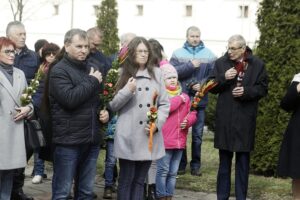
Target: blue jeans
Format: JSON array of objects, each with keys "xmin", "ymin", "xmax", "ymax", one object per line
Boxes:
[
  {"xmin": 52, "ymin": 144, "xmax": 100, "ymax": 200},
  {"xmin": 217, "ymin": 150, "xmax": 250, "ymax": 200},
  {"xmin": 33, "ymin": 151, "xmax": 45, "ymax": 176},
  {"xmin": 156, "ymin": 149, "xmax": 183, "ymax": 198},
  {"xmin": 104, "ymin": 140, "xmax": 117, "ymax": 187},
  {"xmin": 0, "ymin": 170, "xmax": 14, "ymax": 199},
  {"xmin": 179, "ymin": 108, "xmax": 205, "ymax": 171},
  {"xmin": 117, "ymin": 159, "xmax": 151, "ymax": 200}
]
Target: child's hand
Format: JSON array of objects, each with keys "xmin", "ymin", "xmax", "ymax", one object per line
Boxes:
[
  {"xmin": 99, "ymin": 110, "xmax": 109, "ymax": 123},
  {"xmin": 180, "ymin": 119, "xmax": 188, "ymax": 130},
  {"xmin": 180, "ymin": 94, "xmax": 186, "ymax": 102}
]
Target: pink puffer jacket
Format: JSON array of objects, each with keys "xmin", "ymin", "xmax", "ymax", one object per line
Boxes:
[{"xmin": 162, "ymin": 93, "xmax": 197, "ymax": 149}]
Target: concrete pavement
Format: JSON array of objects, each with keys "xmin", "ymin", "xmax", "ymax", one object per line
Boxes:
[{"xmin": 23, "ymin": 164, "xmax": 219, "ymax": 200}]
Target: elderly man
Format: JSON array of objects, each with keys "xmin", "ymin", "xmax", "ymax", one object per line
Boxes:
[
  {"xmin": 6, "ymin": 21, "xmax": 39, "ymax": 200},
  {"xmin": 170, "ymin": 26, "xmax": 217, "ymax": 176},
  {"xmin": 209, "ymin": 34, "xmax": 268, "ymax": 200},
  {"xmin": 49, "ymin": 28, "xmax": 108, "ymax": 199}
]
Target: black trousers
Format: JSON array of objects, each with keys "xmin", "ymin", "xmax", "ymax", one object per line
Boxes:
[
  {"xmin": 216, "ymin": 150, "xmax": 250, "ymax": 200},
  {"xmin": 11, "ymin": 146, "xmax": 33, "ymax": 194}
]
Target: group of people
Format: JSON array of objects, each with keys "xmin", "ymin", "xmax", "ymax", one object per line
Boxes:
[{"xmin": 0, "ymin": 20, "xmax": 298, "ymax": 200}]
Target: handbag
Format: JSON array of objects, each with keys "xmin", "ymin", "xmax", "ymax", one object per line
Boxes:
[{"xmin": 24, "ymin": 119, "xmax": 46, "ymax": 150}]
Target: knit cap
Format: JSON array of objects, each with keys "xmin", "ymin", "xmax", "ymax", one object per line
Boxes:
[{"xmin": 160, "ymin": 62, "xmax": 178, "ymax": 80}]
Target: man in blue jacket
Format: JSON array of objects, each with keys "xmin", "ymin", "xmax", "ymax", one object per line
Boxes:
[
  {"xmin": 6, "ymin": 21, "xmax": 39, "ymax": 200},
  {"xmin": 170, "ymin": 26, "xmax": 217, "ymax": 176}
]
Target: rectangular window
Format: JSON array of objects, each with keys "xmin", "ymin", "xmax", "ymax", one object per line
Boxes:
[
  {"xmin": 93, "ymin": 5, "xmax": 100, "ymax": 16},
  {"xmin": 137, "ymin": 5, "xmax": 144, "ymax": 16},
  {"xmin": 53, "ymin": 4, "xmax": 59, "ymax": 15},
  {"xmin": 239, "ymin": 5, "xmax": 249, "ymax": 18},
  {"xmin": 186, "ymin": 5, "xmax": 192, "ymax": 17}
]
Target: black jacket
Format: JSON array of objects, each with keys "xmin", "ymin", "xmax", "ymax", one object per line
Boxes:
[
  {"xmin": 49, "ymin": 54, "xmax": 102, "ymax": 145},
  {"xmin": 209, "ymin": 48, "xmax": 268, "ymax": 152}
]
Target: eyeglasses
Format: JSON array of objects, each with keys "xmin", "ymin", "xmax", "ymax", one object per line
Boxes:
[
  {"xmin": 2, "ymin": 49, "xmax": 16, "ymax": 56},
  {"xmin": 227, "ymin": 46, "xmax": 243, "ymax": 51},
  {"xmin": 136, "ymin": 50, "xmax": 149, "ymax": 54}
]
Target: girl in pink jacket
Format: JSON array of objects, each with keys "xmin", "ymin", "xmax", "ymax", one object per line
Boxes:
[{"xmin": 156, "ymin": 61, "xmax": 197, "ymax": 200}]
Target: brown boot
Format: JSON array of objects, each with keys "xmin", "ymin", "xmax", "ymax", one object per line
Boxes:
[
  {"xmin": 158, "ymin": 198, "xmax": 166, "ymax": 200},
  {"xmin": 166, "ymin": 196, "xmax": 172, "ymax": 200}
]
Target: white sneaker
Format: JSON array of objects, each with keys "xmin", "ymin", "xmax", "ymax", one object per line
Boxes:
[{"xmin": 32, "ymin": 175, "xmax": 43, "ymax": 184}]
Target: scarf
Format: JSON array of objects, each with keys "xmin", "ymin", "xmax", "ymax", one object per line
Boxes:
[
  {"xmin": 166, "ymin": 84, "xmax": 181, "ymax": 97},
  {"xmin": 0, "ymin": 62, "xmax": 14, "ymax": 85},
  {"xmin": 235, "ymin": 52, "xmax": 248, "ymax": 86}
]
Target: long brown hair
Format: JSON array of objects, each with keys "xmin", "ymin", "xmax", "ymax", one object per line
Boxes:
[{"xmin": 115, "ymin": 37, "xmax": 156, "ymax": 92}]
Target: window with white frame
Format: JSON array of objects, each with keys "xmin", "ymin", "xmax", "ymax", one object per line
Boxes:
[
  {"xmin": 93, "ymin": 5, "xmax": 100, "ymax": 16},
  {"xmin": 137, "ymin": 5, "xmax": 144, "ymax": 16},
  {"xmin": 239, "ymin": 5, "xmax": 249, "ymax": 18},
  {"xmin": 53, "ymin": 4, "xmax": 59, "ymax": 15},
  {"xmin": 185, "ymin": 5, "xmax": 192, "ymax": 17}
]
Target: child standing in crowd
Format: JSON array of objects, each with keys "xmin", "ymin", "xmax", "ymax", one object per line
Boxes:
[
  {"xmin": 156, "ymin": 61, "xmax": 197, "ymax": 200},
  {"xmin": 103, "ymin": 115, "xmax": 118, "ymax": 199},
  {"xmin": 108, "ymin": 37, "xmax": 169, "ymax": 200}
]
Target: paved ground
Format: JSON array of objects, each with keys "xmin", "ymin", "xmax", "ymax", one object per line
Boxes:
[{"xmin": 23, "ymin": 164, "xmax": 219, "ymax": 200}]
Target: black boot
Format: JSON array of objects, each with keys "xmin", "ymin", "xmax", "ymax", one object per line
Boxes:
[
  {"xmin": 143, "ymin": 183, "xmax": 148, "ymax": 200},
  {"xmin": 147, "ymin": 184, "xmax": 156, "ymax": 200}
]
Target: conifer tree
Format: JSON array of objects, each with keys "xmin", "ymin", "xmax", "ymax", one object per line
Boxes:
[
  {"xmin": 251, "ymin": 0, "xmax": 300, "ymax": 175},
  {"xmin": 96, "ymin": 0, "xmax": 119, "ymax": 56}
]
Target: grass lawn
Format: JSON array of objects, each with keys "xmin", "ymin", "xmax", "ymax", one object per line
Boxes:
[{"xmin": 97, "ymin": 130, "xmax": 292, "ymax": 200}]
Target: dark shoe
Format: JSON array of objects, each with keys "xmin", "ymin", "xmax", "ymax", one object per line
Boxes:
[
  {"xmin": 42, "ymin": 173, "xmax": 47, "ymax": 179},
  {"xmin": 191, "ymin": 169, "xmax": 202, "ymax": 176},
  {"xmin": 67, "ymin": 194, "xmax": 73, "ymax": 199},
  {"xmin": 11, "ymin": 191, "xmax": 34, "ymax": 200},
  {"xmin": 93, "ymin": 192, "xmax": 97, "ymax": 199},
  {"xmin": 177, "ymin": 169, "xmax": 186, "ymax": 175},
  {"xmin": 147, "ymin": 184, "xmax": 156, "ymax": 200},
  {"xmin": 143, "ymin": 183, "xmax": 147, "ymax": 200},
  {"xmin": 103, "ymin": 187, "xmax": 113, "ymax": 199}
]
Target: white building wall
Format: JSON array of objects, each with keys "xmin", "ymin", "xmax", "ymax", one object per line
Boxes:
[{"xmin": 0, "ymin": 0, "xmax": 261, "ymax": 57}]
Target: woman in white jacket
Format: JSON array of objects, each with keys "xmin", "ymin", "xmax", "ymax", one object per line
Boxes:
[{"xmin": 0, "ymin": 37, "xmax": 33, "ymax": 199}]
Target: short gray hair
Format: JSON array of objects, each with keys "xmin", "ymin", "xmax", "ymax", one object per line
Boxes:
[
  {"xmin": 186, "ymin": 26, "xmax": 200, "ymax": 37},
  {"xmin": 86, "ymin": 27, "xmax": 102, "ymax": 38},
  {"xmin": 120, "ymin": 32, "xmax": 136, "ymax": 46},
  {"xmin": 6, "ymin": 21, "xmax": 25, "ymax": 36},
  {"xmin": 64, "ymin": 28, "xmax": 87, "ymax": 44},
  {"xmin": 228, "ymin": 34, "xmax": 246, "ymax": 47}
]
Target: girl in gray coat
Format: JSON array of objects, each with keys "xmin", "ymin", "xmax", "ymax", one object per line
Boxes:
[{"xmin": 109, "ymin": 37, "xmax": 169, "ymax": 200}]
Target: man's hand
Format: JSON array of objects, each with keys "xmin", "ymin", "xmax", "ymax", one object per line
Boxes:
[
  {"xmin": 225, "ymin": 67, "xmax": 237, "ymax": 80},
  {"xmin": 192, "ymin": 83, "xmax": 201, "ymax": 91},
  {"xmin": 126, "ymin": 77, "xmax": 136, "ymax": 93},
  {"xmin": 99, "ymin": 110, "xmax": 109, "ymax": 123},
  {"xmin": 89, "ymin": 67, "xmax": 102, "ymax": 83},
  {"xmin": 232, "ymin": 86, "xmax": 244, "ymax": 97},
  {"xmin": 191, "ymin": 59, "xmax": 201, "ymax": 68}
]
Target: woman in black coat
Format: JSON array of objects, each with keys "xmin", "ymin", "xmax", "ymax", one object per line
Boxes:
[{"xmin": 277, "ymin": 73, "xmax": 300, "ymax": 200}]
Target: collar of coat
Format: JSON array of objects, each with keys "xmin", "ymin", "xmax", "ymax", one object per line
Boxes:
[{"xmin": 135, "ymin": 68, "xmax": 151, "ymax": 79}]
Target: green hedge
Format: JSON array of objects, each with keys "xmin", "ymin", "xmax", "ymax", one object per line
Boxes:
[{"xmin": 251, "ymin": 0, "xmax": 300, "ymax": 175}]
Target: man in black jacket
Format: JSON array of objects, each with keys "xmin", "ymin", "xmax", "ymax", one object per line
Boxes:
[
  {"xmin": 209, "ymin": 34, "xmax": 268, "ymax": 200},
  {"xmin": 49, "ymin": 28, "xmax": 108, "ymax": 199}
]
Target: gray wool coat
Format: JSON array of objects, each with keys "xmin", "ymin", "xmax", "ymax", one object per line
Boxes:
[
  {"xmin": 109, "ymin": 67, "xmax": 170, "ymax": 161},
  {"xmin": 0, "ymin": 67, "xmax": 33, "ymax": 170}
]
